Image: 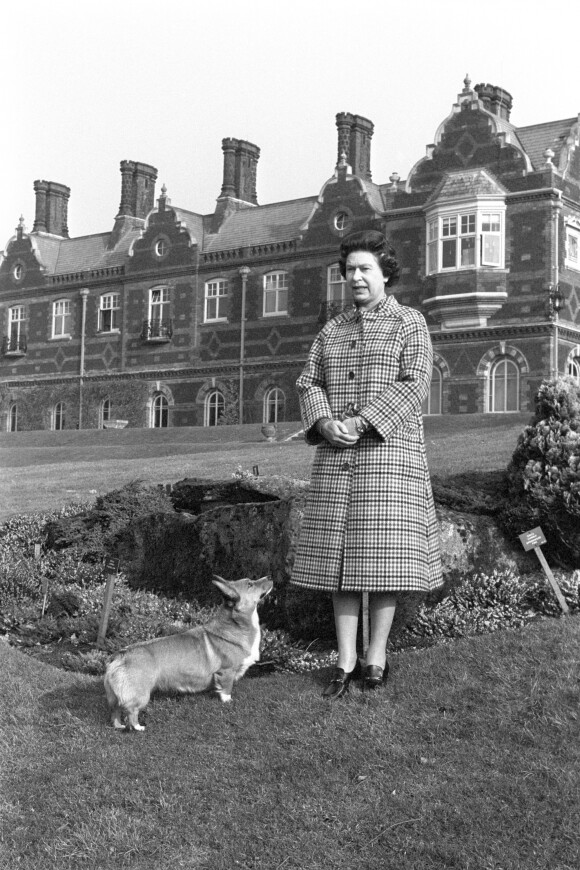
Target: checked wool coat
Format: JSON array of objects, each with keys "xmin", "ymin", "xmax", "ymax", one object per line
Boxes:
[{"xmin": 291, "ymin": 294, "xmax": 443, "ymax": 594}]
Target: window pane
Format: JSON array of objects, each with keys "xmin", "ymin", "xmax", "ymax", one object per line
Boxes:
[
  {"xmin": 461, "ymin": 214, "xmax": 475, "ymax": 234},
  {"xmin": 461, "ymin": 236, "xmax": 476, "ymax": 266},
  {"xmin": 492, "ymin": 359, "xmax": 518, "ymax": 412},
  {"xmin": 277, "ymin": 288, "xmax": 288, "ymax": 313},
  {"xmin": 264, "ymin": 292, "xmax": 277, "ymax": 314},
  {"xmin": 442, "ymin": 239, "xmax": 456, "ymax": 268},
  {"xmin": 427, "ymin": 241, "xmax": 438, "ymax": 273},
  {"xmin": 482, "ymin": 233, "xmax": 501, "ymax": 266},
  {"xmin": 482, "ymin": 213, "xmax": 500, "ymax": 232},
  {"xmin": 505, "ymin": 374, "xmax": 518, "ymax": 411},
  {"xmin": 442, "ymin": 218, "xmax": 456, "ymax": 237}
]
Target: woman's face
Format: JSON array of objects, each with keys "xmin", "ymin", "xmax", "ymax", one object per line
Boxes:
[{"xmin": 345, "ymin": 250, "xmax": 386, "ymax": 310}]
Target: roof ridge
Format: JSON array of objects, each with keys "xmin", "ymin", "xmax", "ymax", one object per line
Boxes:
[{"xmin": 516, "ymin": 117, "xmax": 577, "ymax": 132}]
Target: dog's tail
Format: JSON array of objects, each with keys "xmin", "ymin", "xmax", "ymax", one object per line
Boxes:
[{"xmin": 103, "ymin": 657, "xmax": 125, "ymax": 709}]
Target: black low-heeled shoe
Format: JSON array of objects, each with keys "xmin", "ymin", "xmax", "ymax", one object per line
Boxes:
[
  {"xmin": 322, "ymin": 660, "xmax": 361, "ymax": 700},
  {"xmin": 363, "ymin": 661, "xmax": 390, "ymax": 691}
]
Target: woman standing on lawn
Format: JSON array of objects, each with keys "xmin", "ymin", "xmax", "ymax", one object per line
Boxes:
[{"xmin": 291, "ymin": 229, "xmax": 442, "ymax": 698}]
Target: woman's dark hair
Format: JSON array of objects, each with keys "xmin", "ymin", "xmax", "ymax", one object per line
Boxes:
[{"xmin": 338, "ymin": 230, "xmax": 400, "ymax": 286}]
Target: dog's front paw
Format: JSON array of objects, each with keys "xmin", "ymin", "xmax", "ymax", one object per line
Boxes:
[{"xmin": 218, "ymin": 692, "xmax": 232, "ymax": 703}]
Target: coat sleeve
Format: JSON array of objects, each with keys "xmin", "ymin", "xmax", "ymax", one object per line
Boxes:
[
  {"xmin": 360, "ymin": 311, "xmax": 433, "ymax": 442},
  {"xmin": 296, "ymin": 328, "xmax": 333, "ymax": 445}
]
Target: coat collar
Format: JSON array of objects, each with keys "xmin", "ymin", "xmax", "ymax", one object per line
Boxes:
[{"xmin": 343, "ymin": 294, "xmax": 399, "ymax": 322}]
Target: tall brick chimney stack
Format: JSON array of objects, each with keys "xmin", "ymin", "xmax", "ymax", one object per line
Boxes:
[
  {"xmin": 474, "ymin": 83, "xmax": 513, "ymax": 122},
  {"xmin": 117, "ymin": 160, "xmax": 158, "ymax": 219},
  {"xmin": 336, "ymin": 113, "xmax": 374, "ymax": 181},
  {"xmin": 212, "ymin": 137, "xmax": 260, "ymax": 232},
  {"xmin": 32, "ymin": 180, "xmax": 70, "ymax": 237},
  {"xmin": 219, "ymin": 138, "xmax": 260, "ymax": 204},
  {"xmin": 109, "ymin": 160, "xmax": 158, "ymax": 248}
]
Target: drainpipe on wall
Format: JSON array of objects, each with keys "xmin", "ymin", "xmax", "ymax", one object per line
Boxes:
[
  {"xmin": 238, "ymin": 266, "xmax": 250, "ymax": 424},
  {"xmin": 78, "ymin": 288, "xmax": 90, "ymax": 429},
  {"xmin": 554, "ymin": 194, "xmax": 561, "ymax": 377}
]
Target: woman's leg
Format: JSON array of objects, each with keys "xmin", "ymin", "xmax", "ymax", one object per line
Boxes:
[
  {"xmin": 332, "ymin": 592, "xmax": 361, "ymax": 672},
  {"xmin": 366, "ymin": 593, "xmax": 397, "ymax": 669}
]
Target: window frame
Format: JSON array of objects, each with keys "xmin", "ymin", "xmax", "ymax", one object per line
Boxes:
[
  {"xmin": 52, "ymin": 299, "xmax": 72, "ymax": 339},
  {"xmin": 262, "ymin": 271, "xmax": 288, "ymax": 317},
  {"xmin": 422, "ymin": 367, "xmax": 442, "ymax": 415},
  {"xmin": 51, "ymin": 401, "xmax": 66, "ymax": 430},
  {"xmin": 566, "ymin": 357, "xmax": 580, "ymax": 384},
  {"xmin": 150, "ymin": 393, "xmax": 169, "ymax": 429},
  {"xmin": 204, "ymin": 279, "xmax": 228, "ymax": 323},
  {"xmin": 488, "ymin": 357, "xmax": 519, "ymax": 413},
  {"xmin": 98, "ymin": 293, "xmax": 120, "ymax": 333},
  {"xmin": 99, "ymin": 398, "xmax": 112, "ymax": 428},
  {"xmin": 326, "ymin": 264, "xmax": 346, "ymax": 305},
  {"xmin": 565, "ymin": 223, "xmax": 580, "ymax": 272},
  {"xmin": 8, "ymin": 305, "xmax": 26, "ymax": 348},
  {"xmin": 263, "ymin": 387, "xmax": 285, "ymax": 424},
  {"xmin": 8, "ymin": 403, "xmax": 17, "ymax": 433},
  {"xmin": 149, "ymin": 286, "xmax": 170, "ymax": 323},
  {"xmin": 204, "ymin": 390, "xmax": 225, "ymax": 427},
  {"xmin": 426, "ymin": 203, "xmax": 505, "ymax": 275}
]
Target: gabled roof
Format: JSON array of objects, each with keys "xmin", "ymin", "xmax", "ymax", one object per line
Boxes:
[
  {"xmin": 516, "ymin": 118, "xmax": 577, "ymax": 171},
  {"xmin": 203, "ymin": 197, "xmax": 317, "ymax": 252},
  {"xmin": 426, "ymin": 167, "xmax": 507, "ymax": 206},
  {"xmin": 31, "ymin": 230, "xmax": 143, "ymax": 274},
  {"xmin": 172, "ymin": 208, "xmax": 204, "ymax": 245}
]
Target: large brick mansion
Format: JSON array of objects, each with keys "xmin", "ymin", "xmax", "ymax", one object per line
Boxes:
[{"xmin": 2, "ymin": 76, "xmax": 580, "ymax": 431}]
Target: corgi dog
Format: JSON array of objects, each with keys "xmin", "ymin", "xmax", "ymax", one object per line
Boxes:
[{"xmin": 104, "ymin": 575, "xmax": 273, "ymax": 731}]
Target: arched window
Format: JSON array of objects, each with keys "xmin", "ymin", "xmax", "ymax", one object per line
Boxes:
[
  {"xmin": 489, "ymin": 358, "xmax": 519, "ymax": 413},
  {"xmin": 151, "ymin": 394, "xmax": 168, "ymax": 428},
  {"xmin": 52, "ymin": 402, "xmax": 66, "ymax": 430},
  {"xmin": 264, "ymin": 388, "xmax": 285, "ymax": 424},
  {"xmin": 205, "ymin": 390, "xmax": 224, "ymax": 427},
  {"xmin": 566, "ymin": 356, "xmax": 580, "ymax": 384},
  {"xmin": 8, "ymin": 403, "xmax": 17, "ymax": 432},
  {"xmin": 99, "ymin": 398, "xmax": 112, "ymax": 428},
  {"xmin": 422, "ymin": 367, "xmax": 442, "ymax": 415}
]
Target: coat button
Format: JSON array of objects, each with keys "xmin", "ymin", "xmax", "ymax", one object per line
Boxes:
[
  {"xmin": 348, "ymin": 371, "xmax": 355, "ymax": 380},
  {"xmin": 340, "ymin": 461, "xmax": 351, "ymax": 471}
]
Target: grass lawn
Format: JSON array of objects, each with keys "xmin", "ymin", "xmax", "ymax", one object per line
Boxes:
[
  {"xmin": 0, "ymin": 413, "xmax": 531, "ymax": 521},
  {"xmin": 1, "ymin": 614, "xmax": 578, "ymax": 870},
  {"xmin": 5, "ymin": 409, "xmax": 579, "ymax": 869}
]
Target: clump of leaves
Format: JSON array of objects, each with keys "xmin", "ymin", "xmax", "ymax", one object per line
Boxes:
[
  {"xmin": 500, "ymin": 377, "xmax": 580, "ymax": 567},
  {"xmin": 393, "ymin": 568, "xmax": 579, "ymax": 650}
]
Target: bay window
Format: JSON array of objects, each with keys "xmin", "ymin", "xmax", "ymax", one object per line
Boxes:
[{"xmin": 426, "ymin": 207, "xmax": 505, "ymax": 274}]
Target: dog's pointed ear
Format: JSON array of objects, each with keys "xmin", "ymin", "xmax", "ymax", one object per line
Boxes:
[{"xmin": 212, "ymin": 576, "xmax": 240, "ymax": 602}]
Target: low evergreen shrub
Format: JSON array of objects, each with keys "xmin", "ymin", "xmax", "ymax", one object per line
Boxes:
[
  {"xmin": 500, "ymin": 377, "xmax": 580, "ymax": 567},
  {"xmin": 44, "ymin": 481, "xmax": 174, "ymax": 561}
]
